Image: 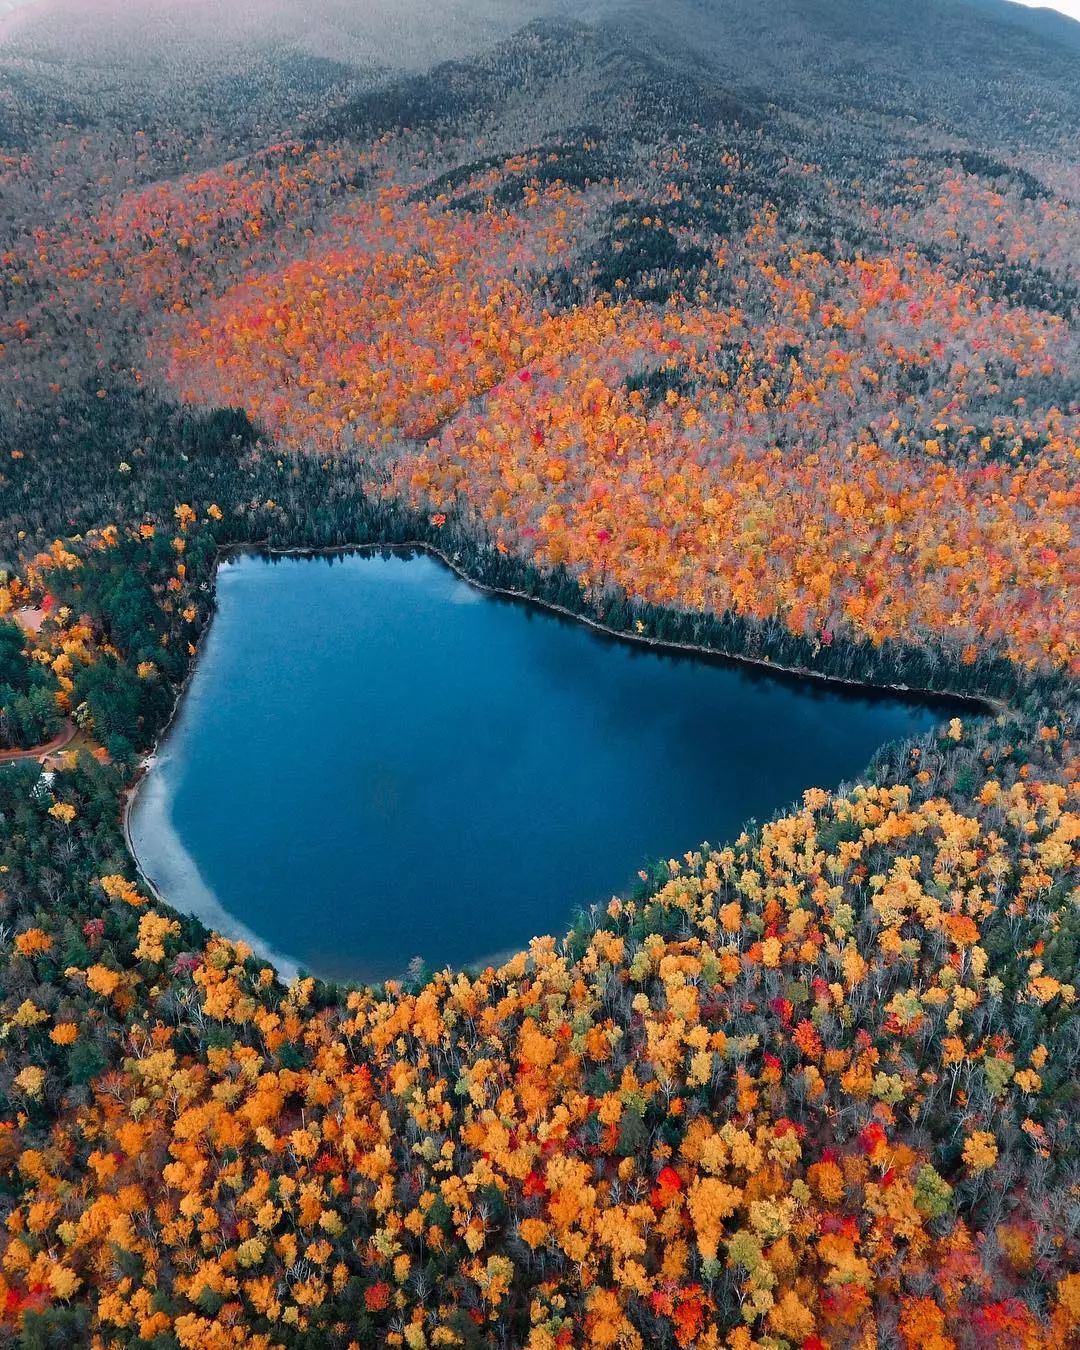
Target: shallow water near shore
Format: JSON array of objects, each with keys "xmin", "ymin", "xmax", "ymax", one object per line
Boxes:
[{"xmin": 128, "ymin": 549, "xmax": 949, "ymax": 984}]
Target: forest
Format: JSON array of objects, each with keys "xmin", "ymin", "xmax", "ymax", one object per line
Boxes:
[{"xmin": 0, "ymin": 1, "xmax": 1077, "ymax": 1346}]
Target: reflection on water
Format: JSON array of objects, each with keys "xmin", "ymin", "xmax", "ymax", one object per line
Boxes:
[{"xmin": 131, "ymin": 749, "xmax": 301, "ymax": 982}]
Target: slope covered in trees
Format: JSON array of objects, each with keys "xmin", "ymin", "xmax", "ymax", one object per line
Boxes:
[{"xmin": 0, "ymin": 3, "xmax": 1077, "ymax": 1346}]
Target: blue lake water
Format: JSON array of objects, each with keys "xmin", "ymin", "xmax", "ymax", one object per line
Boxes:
[{"xmin": 128, "ymin": 550, "xmax": 948, "ymax": 984}]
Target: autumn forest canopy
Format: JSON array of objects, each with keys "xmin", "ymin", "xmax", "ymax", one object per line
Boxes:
[{"xmin": 0, "ymin": 0, "xmax": 1077, "ymax": 1347}]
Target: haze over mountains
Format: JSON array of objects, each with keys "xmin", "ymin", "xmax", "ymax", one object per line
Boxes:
[{"xmin": 1, "ymin": 0, "xmax": 1078, "ymax": 150}]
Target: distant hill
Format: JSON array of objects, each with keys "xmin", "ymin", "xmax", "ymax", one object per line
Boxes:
[
  {"xmin": 0, "ymin": 0, "xmax": 576, "ymax": 72},
  {"xmin": 299, "ymin": 0, "xmax": 1079, "ymax": 159},
  {"xmin": 0, "ymin": 0, "xmax": 583, "ymax": 139},
  {"xmin": 596, "ymin": 0, "xmax": 1080, "ymax": 145},
  {"xmin": 2, "ymin": 0, "xmax": 1076, "ymax": 150}
]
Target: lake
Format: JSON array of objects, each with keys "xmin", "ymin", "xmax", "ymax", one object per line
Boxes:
[{"xmin": 128, "ymin": 549, "xmax": 949, "ymax": 984}]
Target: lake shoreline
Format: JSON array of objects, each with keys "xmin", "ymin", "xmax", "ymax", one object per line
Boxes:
[
  {"xmin": 125, "ymin": 757, "xmax": 303, "ymax": 984},
  {"xmin": 121, "ymin": 539, "xmax": 1000, "ymax": 988},
  {"xmin": 240, "ymin": 539, "xmax": 1004, "ymax": 715}
]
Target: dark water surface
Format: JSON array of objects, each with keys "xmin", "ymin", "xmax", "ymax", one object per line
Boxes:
[{"xmin": 129, "ymin": 550, "xmax": 947, "ymax": 984}]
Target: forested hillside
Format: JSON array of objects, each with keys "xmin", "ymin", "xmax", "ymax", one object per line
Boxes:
[{"xmin": 0, "ymin": 2, "xmax": 1077, "ymax": 1346}]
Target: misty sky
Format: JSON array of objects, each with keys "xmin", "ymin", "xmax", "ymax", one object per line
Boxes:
[
  {"xmin": 1, "ymin": 0, "xmax": 1078, "ymax": 28},
  {"xmin": 1014, "ymin": 0, "xmax": 1080, "ymax": 17}
]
